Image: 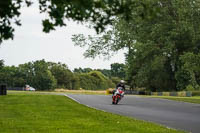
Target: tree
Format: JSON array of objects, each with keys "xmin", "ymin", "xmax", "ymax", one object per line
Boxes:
[
  {"xmin": 0, "ymin": 0, "xmax": 32, "ymax": 43},
  {"xmin": 72, "ymin": 16, "xmax": 136, "ymax": 59},
  {"xmin": 18, "ymin": 62, "xmax": 35, "ymax": 86},
  {"xmin": 111, "ymin": 63, "xmax": 126, "ymax": 79},
  {"xmin": 96, "ymin": 69, "xmax": 111, "ymax": 78},
  {"xmin": 0, "ymin": 65, "xmax": 25, "ymax": 87},
  {"xmin": 72, "ymin": 0, "xmax": 200, "ymax": 91},
  {"xmin": 178, "ymin": 52, "xmax": 200, "ymax": 90},
  {"xmin": 127, "ymin": 0, "xmax": 200, "ymax": 91},
  {"xmin": 78, "ymin": 71, "xmax": 114, "ymax": 90},
  {"xmin": 32, "ymin": 60, "xmax": 57, "ymax": 90},
  {"xmin": 73, "ymin": 67, "xmax": 92, "ymax": 73},
  {"xmin": 0, "ymin": 60, "xmax": 4, "ymax": 69},
  {"xmin": 49, "ymin": 62, "xmax": 74, "ymax": 89},
  {"xmin": 18, "ymin": 60, "xmax": 57, "ymax": 90},
  {"xmin": 110, "ymin": 76, "xmax": 121, "ymax": 85},
  {"xmin": 0, "ymin": 0, "xmax": 139, "ymax": 44},
  {"xmin": 126, "ymin": 42, "xmax": 176, "ymax": 91},
  {"xmin": 71, "ymin": 74, "xmax": 80, "ymax": 90}
]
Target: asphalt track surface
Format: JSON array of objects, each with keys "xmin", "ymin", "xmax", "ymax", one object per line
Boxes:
[{"xmin": 66, "ymin": 94, "xmax": 200, "ymax": 133}]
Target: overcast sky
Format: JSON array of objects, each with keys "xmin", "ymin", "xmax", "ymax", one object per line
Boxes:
[{"xmin": 0, "ymin": 2, "xmax": 125, "ymax": 70}]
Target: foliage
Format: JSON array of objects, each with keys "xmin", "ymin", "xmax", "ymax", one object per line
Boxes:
[
  {"xmin": 73, "ymin": 0, "xmax": 200, "ymax": 91},
  {"xmin": 186, "ymin": 85, "xmax": 195, "ymax": 91},
  {"xmin": 73, "ymin": 65, "xmax": 125, "ymax": 80},
  {"xmin": 49, "ymin": 62, "xmax": 74, "ymax": 89},
  {"xmin": 78, "ymin": 71, "xmax": 115, "ymax": 90},
  {"xmin": 33, "ymin": 69, "xmax": 57, "ymax": 90},
  {"xmin": 72, "ymin": 18, "xmax": 134, "ymax": 59},
  {"xmin": 0, "ymin": 0, "xmax": 32, "ymax": 43},
  {"xmin": 78, "ymin": 73, "xmax": 99, "ymax": 90},
  {"xmin": 0, "ymin": 65, "xmax": 25, "ymax": 87},
  {"xmin": 127, "ymin": 0, "xmax": 200, "ymax": 91},
  {"xmin": 110, "ymin": 77, "xmax": 121, "ymax": 85},
  {"xmin": 175, "ymin": 69, "xmax": 191, "ymax": 91},
  {"xmin": 71, "ymin": 74, "xmax": 80, "ymax": 90},
  {"xmin": 111, "ymin": 63, "xmax": 126, "ymax": 79},
  {"xmin": 179, "ymin": 52, "xmax": 200, "ymax": 90},
  {"xmin": 39, "ymin": 0, "xmax": 135, "ymax": 33},
  {"xmin": 0, "ymin": 60, "xmax": 4, "ymax": 69},
  {"xmin": 74, "ymin": 67, "xmax": 93, "ymax": 73},
  {"xmin": 0, "ymin": 0, "xmax": 140, "ymax": 44},
  {"xmin": 0, "ymin": 60, "xmax": 58, "ymax": 90},
  {"xmin": 96, "ymin": 69, "xmax": 111, "ymax": 78},
  {"xmin": 0, "ymin": 59, "xmax": 118, "ymax": 90},
  {"xmin": 30, "ymin": 60, "xmax": 57, "ymax": 90}
]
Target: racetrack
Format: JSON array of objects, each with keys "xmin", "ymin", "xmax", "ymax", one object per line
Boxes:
[{"xmin": 66, "ymin": 94, "xmax": 200, "ymax": 133}]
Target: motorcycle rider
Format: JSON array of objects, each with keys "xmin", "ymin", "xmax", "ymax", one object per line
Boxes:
[{"xmin": 112, "ymin": 80, "xmax": 126, "ymax": 97}]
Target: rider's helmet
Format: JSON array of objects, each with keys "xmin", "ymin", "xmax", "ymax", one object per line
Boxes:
[{"xmin": 120, "ymin": 80, "xmax": 125, "ymax": 84}]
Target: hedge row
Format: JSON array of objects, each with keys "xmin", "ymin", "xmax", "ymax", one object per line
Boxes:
[{"xmin": 78, "ymin": 71, "xmax": 115, "ymax": 90}]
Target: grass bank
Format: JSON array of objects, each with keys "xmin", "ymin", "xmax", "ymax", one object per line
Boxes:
[
  {"xmin": 8, "ymin": 89, "xmax": 106, "ymax": 95},
  {"xmin": 55, "ymin": 89, "xmax": 106, "ymax": 95},
  {"xmin": 148, "ymin": 96, "xmax": 200, "ymax": 104},
  {"xmin": 0, "ymin": 93, "xmax": 185, "ymax": 133}
]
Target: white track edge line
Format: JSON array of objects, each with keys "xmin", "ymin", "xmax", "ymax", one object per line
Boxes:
[{"xmin": 63, "ymin": 94, "xmax": 106, "ymax": 112}]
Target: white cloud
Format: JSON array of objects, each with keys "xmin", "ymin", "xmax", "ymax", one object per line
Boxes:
[{"xmin": 0, "ymin": 1, "xmax": 125, "ymax": 70}]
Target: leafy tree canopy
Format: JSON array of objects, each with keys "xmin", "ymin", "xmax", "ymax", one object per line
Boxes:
[
  {"xmin": 72, "ymin": 0, "xmax": 200, "ymax": 91},
  {"xmin": 0, "ymin": 0, "xmax": 142, "ymax": 44}
]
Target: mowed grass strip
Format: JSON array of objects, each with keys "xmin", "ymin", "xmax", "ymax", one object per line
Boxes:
[
  {"xmin": 148, "ymin": 96, "xmax": 200, "ymax": 104},
  {"xmin": 0, "ymin": 94, "xmax": 185, "ymax": 133}
]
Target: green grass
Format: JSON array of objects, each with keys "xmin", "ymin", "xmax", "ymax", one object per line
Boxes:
[
  {"xmin": 148, "ymin": 96, "xmax": 200, "ymax": 104},
  {"xmin": 8, "ymin": 90, "xmax": 106, "ymax": 95},
  {"xmin": 0, "ymin": 93, "xmax": 185, "ymax": 133}
]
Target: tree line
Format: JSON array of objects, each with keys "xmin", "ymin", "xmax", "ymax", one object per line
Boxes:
[
  {"xmin": 72, "ymin": 0, "xmax": 200, "ymax": 92},
  {"xmin": 0, "ymin": 59, "xmax": 125, "ymax": 90},
  {"xmin": 1, "ymin": 0, "xmax": 200, "ymax": 92}
]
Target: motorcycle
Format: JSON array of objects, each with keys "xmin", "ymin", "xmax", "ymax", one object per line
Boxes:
[{"xmin": 112, "ymin": 87, "xmax": 124, "ymax": 104}]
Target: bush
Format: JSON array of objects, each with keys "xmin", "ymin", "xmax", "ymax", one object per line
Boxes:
[
  {"xmin": 110, "ymin": 77, "xmax": 121, "ymax": 85},
  {"xmin": 78, "ymin": 71, "xmax": 115, "ymax": 90},
  {"xmin": 186, "ymin": 85, "xmax": 195, "ymax": 91},
  {"xmin": 71, "ymin": 74, "xmax": 80, "ymax": 90}
]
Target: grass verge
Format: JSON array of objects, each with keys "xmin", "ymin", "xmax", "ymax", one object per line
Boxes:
[
  {"xmin": 55, "ymin": 89, "xmax": 106, "ymax": 95},
  {"xmin": 0, "ymin": 93, "xmax": 185, "ymax": 133},
  {"xmin": 148, "ymin": 96, "xmax": 200, "ymax": 104}
]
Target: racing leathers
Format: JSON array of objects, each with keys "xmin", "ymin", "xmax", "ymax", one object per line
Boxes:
[{"xmin": 113, "ymin": 83, "xmax": 125, "ymax": 97}]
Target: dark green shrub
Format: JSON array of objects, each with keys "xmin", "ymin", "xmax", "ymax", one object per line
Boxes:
[
  {"xmin": 110, "ymin": 77, "xmax": 121, "ymax": 85},
  {"xmin": 78, "ymin": 71, "xmax": 115, "ymax": 90}
]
